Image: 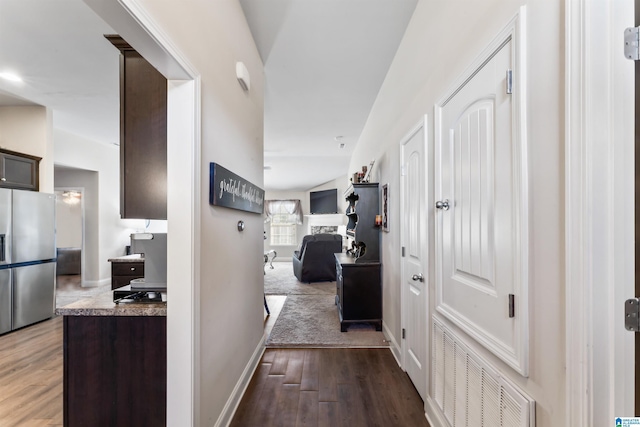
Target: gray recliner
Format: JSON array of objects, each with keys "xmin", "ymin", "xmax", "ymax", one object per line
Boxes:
[{"xmin": 292, "ymin": 233, "xmax": 342, "ymax": 283}]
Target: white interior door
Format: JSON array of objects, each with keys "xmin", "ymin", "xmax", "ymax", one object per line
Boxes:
[
  {"xmin": 401, "ymin": 119, "xmax": 428, "ymax": 401},
  {"xmin": 435, "ymin": 21, "xmax": 528, "ymax": 375}
]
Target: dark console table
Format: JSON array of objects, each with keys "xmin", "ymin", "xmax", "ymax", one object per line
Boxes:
[{"xmin": 334, "ymin": 253, "xmax": 382, "ymax": 332}]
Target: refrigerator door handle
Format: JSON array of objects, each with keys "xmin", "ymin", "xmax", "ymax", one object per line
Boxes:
[{"xmin": 0, "ymin": 234, "xmax": 5, "ymax": 262}]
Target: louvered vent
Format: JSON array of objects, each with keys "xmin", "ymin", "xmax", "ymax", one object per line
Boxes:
[{"xmin": 432, "ymin": 318, "xmax": 535, "ymax": 427}]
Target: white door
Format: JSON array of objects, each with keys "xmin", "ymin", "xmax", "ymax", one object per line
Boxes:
[
  {"xmin": 435, "ymin": 26, "xmax": 528, "ymax": 375},
  {"xmin": 401, "ymin": 119, "xmax": 428, "ymax": 401}
]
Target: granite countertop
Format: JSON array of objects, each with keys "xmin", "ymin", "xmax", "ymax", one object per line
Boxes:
[
  {"xmin": 55, "ymin": 291, "xmax": 166, "ymax": 317},
  {"xmin": 108, "ymin": 254, "xmax": 144, "ymax": 263}
]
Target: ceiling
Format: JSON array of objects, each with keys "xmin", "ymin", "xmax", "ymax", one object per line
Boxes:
[
  {"xmin": 0, "ymin": 0, "xmax": 417, "ymax": 191},
  {"xmin": 241, "ymin": 0, "xmax": 418, "ymax": 191},
  {"xmin": 0, "ymin": 0, "xmax": 119, "ymax": 145}
]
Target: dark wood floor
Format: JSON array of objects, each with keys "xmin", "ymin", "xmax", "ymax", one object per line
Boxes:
[{"xmin": 230, "ymin": 348, "xmax": 430, "ymax": 427}]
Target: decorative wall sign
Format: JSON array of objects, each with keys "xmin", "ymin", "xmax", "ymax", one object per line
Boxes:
[{"xmin": 209, "ymin": 163, "xmax": 265, "ymax": 214}]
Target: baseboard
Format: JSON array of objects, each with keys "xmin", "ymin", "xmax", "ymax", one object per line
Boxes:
[
  {"xmin": 214, "ymin": 335, "xmax": 266, "ymax": 427},
  {"xmin": 425, "ymin": 396, "xmax": 448, "ymax": 427},
  {"xmin": 382, "ymin": 320, "xmax": 402, "ymax": 367}
]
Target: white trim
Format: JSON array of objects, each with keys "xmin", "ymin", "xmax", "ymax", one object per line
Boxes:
[
  {"xmin": 425, "ymin": 396, "xmax": 447, "ymax": 427},
  {"xmin": 433, "ymin": 8, "xmax": 529, "ymax": 376},
  {"xmin": 215, "ymin": 336, "xmax": 266, "ymax": 427},
  {"xmin": 565, "ymin": 0, "xmax": 635, "ymax": 424},
  {"xmin": 382, "ymin": 320, "xmax": 402, "ymax": 366}
]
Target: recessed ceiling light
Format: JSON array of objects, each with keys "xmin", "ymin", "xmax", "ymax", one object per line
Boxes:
[{"xmin": 0, "ymin": 72, "xmax": 22, "ymax": 83}]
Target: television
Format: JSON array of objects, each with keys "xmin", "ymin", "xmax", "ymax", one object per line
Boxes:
[{"xmin": 309, "ymin": 188, "xmax": 338, "ymax": 214}]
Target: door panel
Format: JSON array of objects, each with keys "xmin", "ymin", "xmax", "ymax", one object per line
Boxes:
[
  {"xmin": 12, "ymin": 263, "xmax": 55, "ymax": 329},
  {"xmin": 435, "ymin": 36, "xmax": 527, "ymax": 374},
  {"xmin": 401, "ymin": 121, "xmax": 428, "ymax": 401},
  {"xmin": 0, "ymin": 269, "xmax": 11, "ymax": 334}
]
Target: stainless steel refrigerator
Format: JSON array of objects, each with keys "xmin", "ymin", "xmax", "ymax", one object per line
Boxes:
[{"xmin": 0, "ymin": 188, "xmax": 56, "ymax": 334}]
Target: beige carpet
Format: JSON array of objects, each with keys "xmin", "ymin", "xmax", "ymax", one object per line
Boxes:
[
  {"xmin": 265, "ymin": 262, "xmax": 388, "ymax": 348},
  {"xmin": 264, "ymin": 261, "xmax": 334, "ymax": 295}
]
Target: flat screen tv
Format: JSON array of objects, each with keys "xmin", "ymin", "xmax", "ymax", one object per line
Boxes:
[{"xmin": 309, "ymin": 188, "xmax": 338, "ymax": 214}]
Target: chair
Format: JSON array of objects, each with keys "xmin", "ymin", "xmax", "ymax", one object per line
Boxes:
[{"xmin": 292, "ymin": 233, "xmax": 342, "ymax": 283}]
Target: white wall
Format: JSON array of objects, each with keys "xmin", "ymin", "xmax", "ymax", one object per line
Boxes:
[
  {"xmin": 133, "ymin": 0, "xmax": 264, "ymax": 424},
  {"xmin": 349, "ymin": 0, "xmax": 563, "ymax": 425},
  {"xmin": 55, "ymin": 190, "xmax": 83, "ymax": 248},
  {"xmin": 0, "ymin": 106, "xmax": 54, "ymax": 192},
  {"xmin": 54, "ymin": 129, "xmax": 159, "ymax": 285}
]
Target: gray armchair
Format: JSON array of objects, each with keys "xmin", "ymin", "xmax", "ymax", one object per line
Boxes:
[{"xmin": 292, "ymin": 233, "xmax": 342, "ymax": 283}]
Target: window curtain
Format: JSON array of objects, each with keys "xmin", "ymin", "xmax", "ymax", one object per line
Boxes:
[{"xmin": 264, "ymin": 199, "xmax": 303, "ymax": 224}]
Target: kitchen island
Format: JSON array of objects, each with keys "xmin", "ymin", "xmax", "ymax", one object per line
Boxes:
[{"xmin": 56, "ymin": 292, "xmax": 166, "ymax": 427}]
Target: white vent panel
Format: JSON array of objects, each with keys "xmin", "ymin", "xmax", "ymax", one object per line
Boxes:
[{"xmin": 432, "ymin": 318, "xmax": 535, "ymax": 427}]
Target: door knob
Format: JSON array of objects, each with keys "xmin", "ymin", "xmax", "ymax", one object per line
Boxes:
[
  {"xmin": 435, "ymin": 199, "xmax": 450, "ymax": 211},
  {"xmin": 412, "ymin": 273, "xmax": 424, "ymax": 282}
]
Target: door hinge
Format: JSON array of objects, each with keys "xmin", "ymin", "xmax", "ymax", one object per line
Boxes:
[
  {"xmin": 506, "ymin": 69, "xmax": 513, "ymax": 94},
  {"xmin": 625, "ymin": 27, "xmax": 640, "ymax": 60},
  {"xmin": 508, "ymin": 294, "xmax": 515, "ymax": 318},
  {"xmin": 402, "ymin": 328, "xmax": 406, "ymax": 339},
  {"xmin": 625, "ymin": 298, "xmax": 640, "ymax": 331},
  {"xmin": 401, "ymin": 246, "xmax": 405, "ymax": 257}
]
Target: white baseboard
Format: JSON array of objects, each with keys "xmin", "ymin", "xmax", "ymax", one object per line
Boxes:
[
  {"xmin": 425, "ymin": 396, "xmax": 448, "ymax": 427},
  {"xmin": 382, "ymin": 320, "xmax": 402, "ymax": 367},
  {"xmin": 215, "ymin": 336, "xmax": 266, "ymax": 427}
]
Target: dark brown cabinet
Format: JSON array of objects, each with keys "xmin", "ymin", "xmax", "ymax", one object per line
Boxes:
[
  {"xmin": 106, "ymin": 35, "xmax": 167, "ymax": 220},
  {"xmin": 337, "ymin": 183, "xmax": 382, "ymax": 331},
  {"xmin": 335, "ymin": 253, "xmax": 382, "ymax": 332},
  {"xmin": 0, "ymin": 148, "xmax": 40, "ymax": 191},
  {"xmin": 64, "ymin": 315, "xmax": 166, "ymax": 426},
  {"xmin": 110, "ymin": 260, "xmax": 144, "ymax": 290}
]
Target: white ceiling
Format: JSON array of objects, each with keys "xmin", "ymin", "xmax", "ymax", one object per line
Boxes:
[
  {"xmin": 0, "ymin": 0, "xmax": 417, "ymax": 192},
  {"xmin": 0, "ymin": 0, "xmax": 119, "ymax": 145},
  {"xmin": 241, "ymin": 0, "xmax": 417, "ymax": 191}
]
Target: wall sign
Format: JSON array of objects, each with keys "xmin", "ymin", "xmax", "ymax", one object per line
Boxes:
[{"xmin": 209, "ymin": 163, "xmax": 264, "ymax": 214}]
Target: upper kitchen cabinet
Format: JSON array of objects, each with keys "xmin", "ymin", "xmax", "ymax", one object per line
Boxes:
[
  {"xmin": 106, "ymin": 35, "xmax": 167, "ymax": 220},
  {"xmin": 0, "ymin": 148, "xmax": 40, "ymax": 191}
]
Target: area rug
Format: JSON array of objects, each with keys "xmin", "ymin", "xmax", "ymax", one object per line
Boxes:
[
  {"xmin": 264, "ymin": 261, "xmax": 334, "ymax": 295},
  {"xmin": 266, "ymin": 294, "xmax": 389, "ymax": 348}
]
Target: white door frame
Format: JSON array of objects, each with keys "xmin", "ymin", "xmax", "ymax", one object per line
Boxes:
[
  {"xmin": 565, "ymin": 0, "xmax": 634, "ymax": 424},
  {"xmin": 399, "ymin": 115, "xmax": 430, "ymax": 402},
  {"xmin": 82, "ymin": 0, "xmax": 201, "ymax": 424}
]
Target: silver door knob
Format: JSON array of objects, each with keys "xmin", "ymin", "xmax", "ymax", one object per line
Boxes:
[
  {"xmin": 435, "ymin": 199, "xmax": 450, "ymax": 211},
  {"xmin": 0, "ymin": 178, "xmax": 5, "ymax": 182},
  {"xmin": 412, "ymin": 273, "xmax": 424, "ymax": 282}
]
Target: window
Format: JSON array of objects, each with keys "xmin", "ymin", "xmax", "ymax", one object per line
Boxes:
[{"xmin": 264, "ymin": 199, "xmax": 303, "ymax": 246}]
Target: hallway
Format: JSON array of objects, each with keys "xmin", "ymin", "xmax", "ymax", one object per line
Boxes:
[{"xmin": 230, "ymin": 348, "xmax": 429, "ymax": 427}]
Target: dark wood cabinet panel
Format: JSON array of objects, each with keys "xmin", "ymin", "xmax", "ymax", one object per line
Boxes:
[
  {"xmin": 335, "ymin": 254, "xmax": 382, "ymax": 332},
  {"xmin": 63, "ymin": 316, "xmax": 166, "ymax": 427},
  {"xmin": 0, "ymin": 148, "xmax": 40, "ymax": 191},
  {"xmin": 110, "ymin": 261, "xmax": 144, "ymax": 290},
  {"xmin": 106, "ymin": 35, "xmax": 167, "ymax": 220}
]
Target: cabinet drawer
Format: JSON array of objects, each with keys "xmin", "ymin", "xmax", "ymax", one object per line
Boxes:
[
  {"xmin": 112, "ymin": 262, "xmax": 144, "ymax": 276},
  {"xmin": 112, "ymin": 275, "xmax": 138, "ymax": 290}
]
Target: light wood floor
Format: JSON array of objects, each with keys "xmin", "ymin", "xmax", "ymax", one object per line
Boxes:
[
  {"xmin": 0, "ymin": 316, "xmax": 63, "ymax": 426},
  {"xmin": 230, "ymin": 348, "xmax": 430, "ymax": 427}
]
